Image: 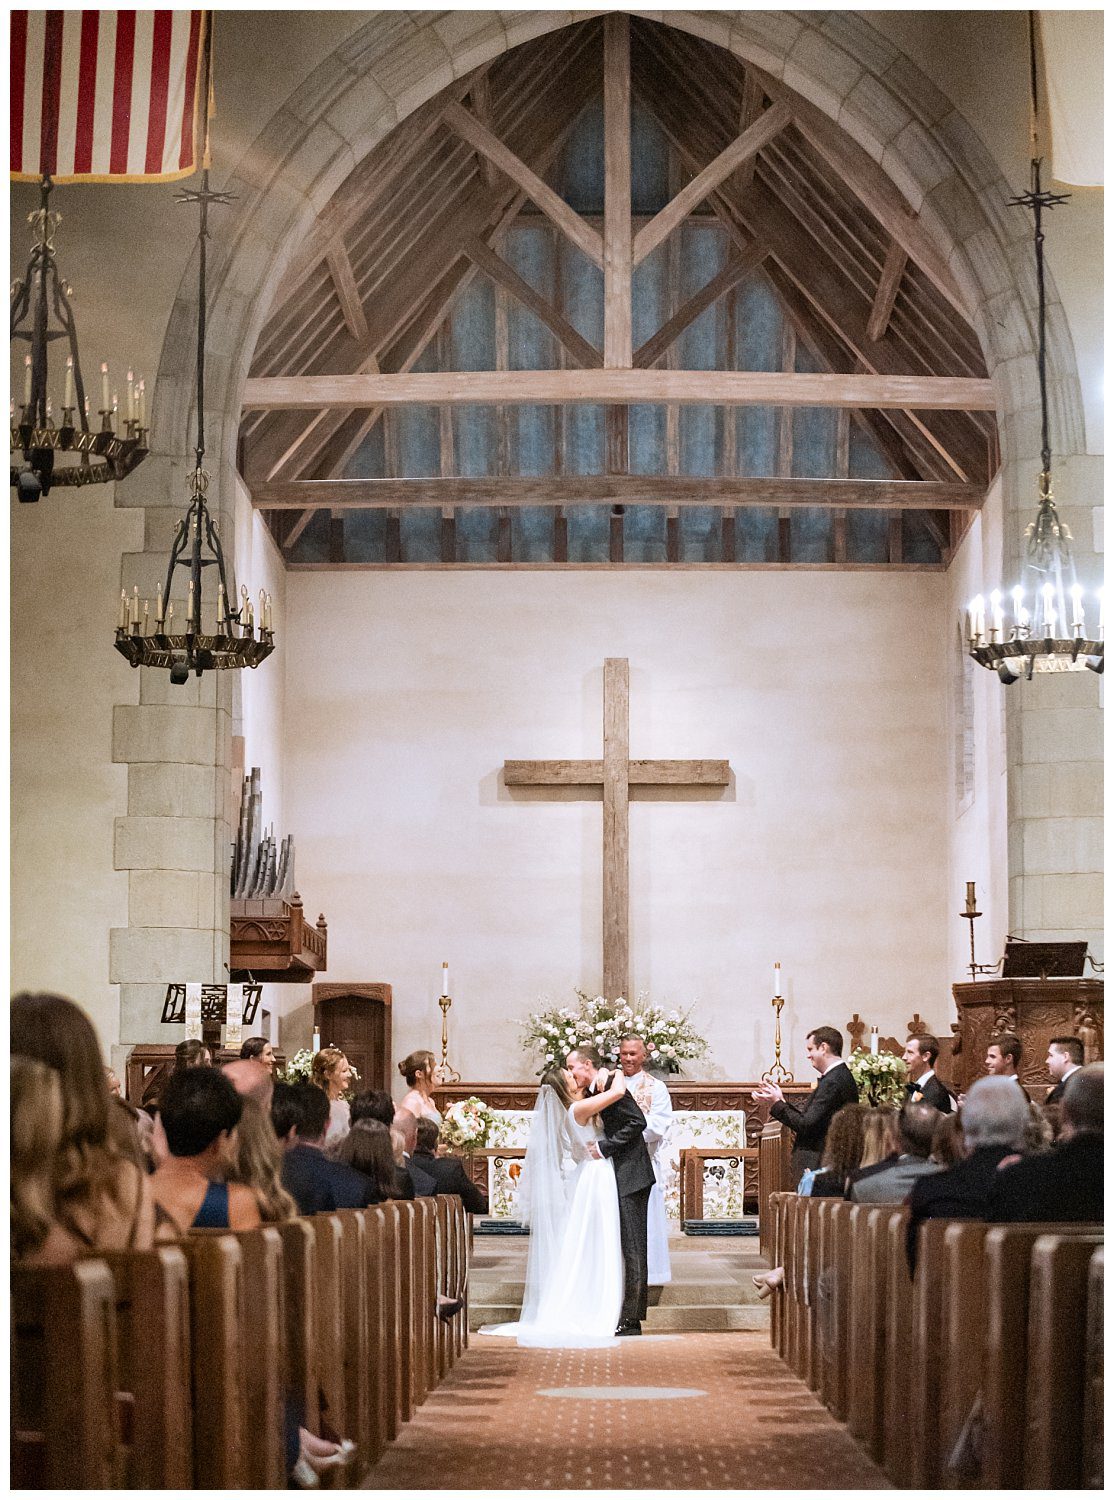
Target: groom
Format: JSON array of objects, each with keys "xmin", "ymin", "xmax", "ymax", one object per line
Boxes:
[{"xmin": 567, "ymin": 1045, "xmax": 655, "ymax": 1336}]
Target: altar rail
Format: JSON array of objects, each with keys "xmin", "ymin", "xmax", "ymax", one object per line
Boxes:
[
  {"xmin": 766, "ymin": 1192, "xmax": 1103, "ymax": 1489},
  {"xmin": 11, "ymin": 1196, "xmax": 469, "ymax": 1489}
]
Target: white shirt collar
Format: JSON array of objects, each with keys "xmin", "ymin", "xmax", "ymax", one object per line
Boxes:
[
  {"xmin": 915, "ymin": 1069, "xmax": 935, "ymax": 1088},
  {"xmin": 1061, "ymin": 1063, "xmax": 1082, "ymax": 1081}
]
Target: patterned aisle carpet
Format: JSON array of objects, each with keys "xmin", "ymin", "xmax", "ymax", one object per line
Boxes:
[{"xmin": 363, "ymin": 1331, "xmax": 892, "ymax": 1489}]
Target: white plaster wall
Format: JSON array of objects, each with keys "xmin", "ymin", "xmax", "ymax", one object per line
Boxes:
[
  {"xmin": 10, "ymin": 483, "xmax": 144, "ymax": 1047},
  {"xmin": 284, "ymin": 571, "xmax": 950, "ymax": 1082}
]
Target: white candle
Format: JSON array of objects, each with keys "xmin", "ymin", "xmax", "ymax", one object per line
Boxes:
[
  {"xmin": 100, "ymin": 362, "xmax": 109, "ymax": 412},
  {"xmin": 441, "ymin": 962, "xmax": 450, "ymax": 997},
  {"xmin": 130, "ymin": 586, "xmax": 139, "ymax": 628},
  {"xmin": 217, "ymin": 582, "xmax": 226, "ymax": 626},
  {"xmin": 990, "ymin": 589, "xmax": 1004, "ymax": 638},
  {"xmin": 773, "ymin": 961, "xmax": 782, "ymax": 997},
  {"xmin": 45, "ymin": 395, "xmax": 53, "ymax": 421},
  {"xmin": 870, "ymin": 1027, "xmax": 879, "ymax": 1056},
  {"xmin": 156, "ymin": 583, "xmax": 164, "ymax": 629},
  {"xmin": 311, "ymin": 1026, "xmax": 321, "ymax": 1055},
  {"xmin": 23, "ymin": 354, "xmax": 32, "ymax": 406},
  {"xmin": 118, "ymin": 590, "xmax": 128, "ymax": 629},
  {"xmin": 126, "ymin": 370, "xmax": 134, "ymax": 422},
  {"xmin": 138, "ymin": 379, "xmax": 146, "ymax": 429},
  {"xmin": 1042, "ymin": 582, "xmax": 1055, "ymax": 632},
  {"xmin": 64, "ymin": 355, "xmax": 74, "ymax": 411},
  {"xmin": 142, "ymin": 599, "xmax": 149, "ymax": 632},
  {"xmin": 1070, "ymin": 583, "xmax": 1084, "ymax": 631},
  {"xmin": 264, "ymin": 593, "xmax": 272, "ymax": 632},
  {"xmin": 187, "ymin": 579, "xmax": 195, "ymax": 628}
]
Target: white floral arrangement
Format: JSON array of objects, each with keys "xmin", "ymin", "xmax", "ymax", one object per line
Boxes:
[
  {"xmin": 439, "ymin": 1095, "xmax": 496, "ymax": 1151},
  {"xmin": 846, "ymin": 1047, "xmax": 907, "ymax": 1107},
  {"xmin": 520, "ymin": 990, "xmax": 708, "ymax": 1076}
]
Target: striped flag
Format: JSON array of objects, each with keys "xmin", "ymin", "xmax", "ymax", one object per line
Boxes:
[{"xmin": 11, "ymin": 11, "xmax": 209, "ymax": 183}]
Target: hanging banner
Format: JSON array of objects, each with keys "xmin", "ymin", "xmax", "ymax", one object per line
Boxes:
[
  {"xmin": 10, "ymin": 11, "xmax": 209, "ymax": 183},
  {"xmin": 1038, "ymin": 12, "xmax": 1103, "ymax": 188},
  {"xmin": 184, "ymin": 982, "xmax": 203, "ymax": 1042},
  {"xmin": 225, "ymin": 982, "xmax": 244, "ymax": 1050}
]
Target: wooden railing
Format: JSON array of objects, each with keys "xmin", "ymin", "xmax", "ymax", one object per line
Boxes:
[
  {"xmin": 11, "ymin": 1195, "xmax": 469, "ymax": 1489},
  {"xmin": 767, "ymin": 1191, "xmax": 1103, "ymax": 1489}
]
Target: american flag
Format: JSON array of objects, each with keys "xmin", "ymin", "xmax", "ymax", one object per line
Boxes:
[{"xmin": 11, "ymin": 11, "xmax": 208, "ymax": 183}]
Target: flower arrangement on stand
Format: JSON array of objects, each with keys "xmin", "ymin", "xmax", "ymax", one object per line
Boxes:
[
  {"xmin": 439, "ymin": 1096, "xmax": 497, "ymax": 1152},
  {"xmin": 846, "ymin": 1048, "xmax": 907, "ymax": 1107},
  {"xmin": 520, "ymin": 991, "xmax": 708, "ymax": 1076}
]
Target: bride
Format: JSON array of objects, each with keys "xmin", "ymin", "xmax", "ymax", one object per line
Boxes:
[{"xmin": 481, "ymin": 1063, "xmax": 627, "ymax": 1347}]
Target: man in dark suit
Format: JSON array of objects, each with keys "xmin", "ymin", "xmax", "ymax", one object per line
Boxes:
[
  {"xmin": 902, "ymin": 1033, "xmax": 955, "ymax": 1113},
  {"xmin": 272, "ymin": 1081, "xmax": 381, "ymax": 1213},
  {"xmin": 905, "ymin": 1075, "xmax": 1031, "ymax": 1271},
  {"xmin": 1044, "ymin": 1036, "xmax": 1084, "ymax": 1107},
  {"xmin": 754, "ymin": 1025, "xmax": 859, "ymax": 1183},
  {"xmin": 568, "ymin": 1045, "xmax": 655, "ymax": 1337},
  {"xmin": 989, "ymin": 1064, "xmax": 1103, "ymax": 1223},
  {"xmin": 413, "ymin": 1117, "xmax": 490, "ymax": 1214}
]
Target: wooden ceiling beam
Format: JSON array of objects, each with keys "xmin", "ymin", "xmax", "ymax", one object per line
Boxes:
[
  {"xmin": 252, "ymin": 475, "xmax": 984, "ymax": 510},
  {"xmin": 325, "ymin": 241, "xmax": 370, "ymax": 344},
  {"xmin": 735, "ymin": 71, "xmax": 767, "ymax": 191},
  {"xmin": 442, "ymin": 100, "xmax": 605, "ymax": 267},
  {"xmin": 462, "ymin": 235, "xmax": 602, "ymax": 368},
  {"xmin": 243, "ymin": 368, "xmax": 995, "ymax": 412},
  {"xmin": 634, "ymin": 239, "xmax": 768, "ymax": 368},
  {"xmin": 468, "ymin": 74, "xmax": 500, "ymax": 188},
  {"xmin": 603, "ymin": 13, "xmax": 633, "ymax": 369},
  {"xmin": 867, "ymin": 238, "xmax": 908, "ymax": 343},
  {"xmin": 632, "ymin": 100, "xmax": 791, "ymax": 267}
]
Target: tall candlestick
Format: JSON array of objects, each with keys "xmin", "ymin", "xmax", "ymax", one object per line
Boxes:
[
  {"xmin": 64, "ymin": 355, "xmax": 74, "ymax": 411},
  {"xmin": 100, "ymin": 362, "xmax": 109, "ymax": 412},
  {"xmin": 441, "ymin": 961, "xmax": 450, "ymax": 997}
]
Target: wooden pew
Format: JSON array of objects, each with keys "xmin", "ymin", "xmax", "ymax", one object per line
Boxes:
[
  {"xmin": 336, "ymin": 1210, "xmax": 372, "ymax": 1474},
  {"xmin": 880, "ymin": 1208, "xmax": 913, "ymax": 1486},
  {"xmin": 275, "ymin": 1216, "xmax": 321, "ymax": 1438},
  {"xmin": 180, "ymin": 1233, "xmax": 247, "ymax": 1487},
  {"xmin": 1083, "ymin": 1246, "xmax": 1103, "ymax": 1491},
  {"xmin": 11, "ymin": 1260, "xmax": 123, "ymax": 1489},
  {"xmin": 846, "ymin": 1204, "xmax": 892, "ymax": 1460},
  {"xmin": 817, "ymin": 1200, "xmax": 853, "ymax": 1421},
  {"xmin": 310, "ymin": 1214, "xmax": 347, "ymax": 1445},
  {"xmin": 937, "ymin": 1219, "xmax": 990, "ymax": 1481},
  {"xmin": 411, "ymin": 1198, "xmax": 438, "ymax": 1409},
  {"xmin": 907, "ymin": 1218, "xmax": 952, "ymax": 1488},
  {"xmin": 102, "ymin": 1245, "xmax": 193, "ymax": 1489},
  {"xmin": 363, "ymin": 1205, "xmax": 391, "ymax": 1463},
  {"xmin": 981, "ymin": 1222, "xmax": 1103, "ymax": 1488},
  {"xmin": 758, "ymin": 1123, "xmax": 790, "ymax": 1257},
  {"xmin": 1023, "ymin": 1231, "xmax": 1104, "ymax": 1489}
]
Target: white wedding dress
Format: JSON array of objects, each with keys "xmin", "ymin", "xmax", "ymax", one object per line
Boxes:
[{"xmin": 480, "ymin": 1093, "xmax": 624, "ymax": 1348}]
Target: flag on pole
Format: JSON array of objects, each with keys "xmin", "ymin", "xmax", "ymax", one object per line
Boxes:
[{"xmin": 11, "ymin": 11, "xmax": 209, "ymax": 183}]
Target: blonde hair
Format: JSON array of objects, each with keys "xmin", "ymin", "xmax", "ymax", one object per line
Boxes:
[
  {"xmin": 398, "ymin": 1050, "xmax": 436, "ymax": 1088},
  {"xmin": 227, "ymin": 1098, "xmax": 297, "ymax": 1223},
  {"xmin": 389, "ymin": 1125, "xmax": 408, "ymax": 1165},
  {"xmin": 859, "ymin": 1107, "xmax": 899, "ymax": 1169},
  {"xmin": 311, "ymin": 1046, "xmax": 347, "ymax": 1098},
  {"xmin": 11, "ymin": 1057, "xmax": 65, "ymax": 1259}
]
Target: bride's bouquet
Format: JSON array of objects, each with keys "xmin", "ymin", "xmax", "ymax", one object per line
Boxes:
[
  {"xmin": 520, "ymin": 990, "xmax": 708, "ymax": 1076},
  {"xmin": 439, "ymin": 1095, "xmax": 496, "ymax": 1151}
]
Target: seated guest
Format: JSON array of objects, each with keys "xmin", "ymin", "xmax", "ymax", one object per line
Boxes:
[
  {"xmin": 906, "ymin": 1076, "xmax": 1031, "ymax": 1271},
  {"xmin": 850, "ymin": 1102, "xmax": 942, "ymax": 1203},
  {"xmin": 903, "ymin": 1034, "xmax": 956, "ymax": 1113},
  {"xmin": 350, "ymin": 1091, "xmax": 415, "ymax": 1198},
  {"xmin": 273, "ymin": 1080, "xmax": 379, "ymax": 1213},
  {"xmin": 105, "ymin": 1065, "xmax": 122, "ymax": 1097},
  {"xmin": 311, "ymin": 1046, "xmax": 353, "ymax": 1146},
  {"xmin": 393, "ymin": 1107, "xmax": 438, "ymax": 1196},
  {"xmin": 801, "ymin": 1103, "xmax": 868, "ymax": 1197},
  {"xmin": 12, "ymin": 991, "xmax": 155, "ymax": 1252},
  {"xmin": 151, "ymin": 1069, "xmax": 262, "ymax": 1236},
  {"xmin": 331, "ymin": 1120, "xmax": 397, "ymax": 1202},
  {"xmin": 222, "ymin": 1056, "xmax": 273, "ymax": 1107},
  {"xmin": 11, "ymin": 1056, "xmax": 85, "ymax": 1264},
  {"xmin": 930, "ymin": 1110, "xmax": 965, "ymax": 1167},
  {"xmin": 844, "ymin": 1107, "xmax": 901, "ymax": 1193},
  {"xmin": 412, "ymin": 1117, "xmax": 490, "ymax": 1214},
  {"xmin": 173, "ymin": 1037, "xmax": 212, "ymax": 1072},
  {"xmin": 754, "ymin": 1025, "xmax": 859, "ymax": 1183},
  {"xmin": 228, "ymin": 1096, "xmax": 298, "ymax": 1222},
  {"xmin": 240, "ymin": 1035, "xmax": 276, "ymax": 1074},
  {"xmin": 988, "ymin": 1064, "xmax": 1103, "ymax": 1223}
]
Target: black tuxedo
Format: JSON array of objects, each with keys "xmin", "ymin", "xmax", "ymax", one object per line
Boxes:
[
  {"xmin": 771, "ymin": 1062, "xmax": 859, "ymax": 1179},
  {"xmin": 1044, "ymin": 1070, "xmax": 1080, "ymax": 1108},
  {"xmin": 987, "ymin": 1133, "xmax": 1103, "ymax": 1224},
  {"xmin": 412, "ymin": 1150, "xmax": 489, "ymax": 1215},
  {"xmin": 282, "ymin": 1142, "xmax": 382, "ymax": 1215},
  {"xmin": 905, "ymin": 1072, "xmax": 956, "ymax": 1113},
  {"xmin": 593, "ymin": 1078, "xmax": 655, "ymax": 1324}
]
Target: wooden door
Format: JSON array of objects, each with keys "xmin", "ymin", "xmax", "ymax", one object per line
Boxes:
[{"xmin": 312, "ymin": 983, "xmax": 392, "ymax": 1091}]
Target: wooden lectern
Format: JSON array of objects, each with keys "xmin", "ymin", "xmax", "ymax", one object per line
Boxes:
[{"xmin": 312, "ymin": 983, "xmax": 392, "ymax": 1093}]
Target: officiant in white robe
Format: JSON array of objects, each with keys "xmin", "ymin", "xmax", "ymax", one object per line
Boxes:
[{"xmin": 619, "ymin": 1037, "xmax": 672, "ymax": 1285}]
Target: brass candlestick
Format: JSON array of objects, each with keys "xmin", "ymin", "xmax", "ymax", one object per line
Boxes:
[
  {"xmin": 762, "ymin": 992, "xmax": 794, "ymax": 1085},
  {"xmin": 438, "ymin": 989, "xmax": 461, "ymax": 1084}
]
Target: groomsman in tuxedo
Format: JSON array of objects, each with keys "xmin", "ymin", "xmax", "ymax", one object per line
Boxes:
[
  {"xmin": 755, "ymin": 1026, "xmax": 859, "ymax": 1183},
  {"xmin": 1044, "ymin": 1036, "xmax": 1084, "ymax": 1105},
  {"xmin": 902, "ymin": 1033, "xmax": 955, "ymax": 1113}
]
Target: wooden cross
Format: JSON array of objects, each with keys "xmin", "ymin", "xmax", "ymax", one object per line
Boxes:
[{"xmin": 504, "ymin": 658, "xmax": 730, "ymax": 1000}]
